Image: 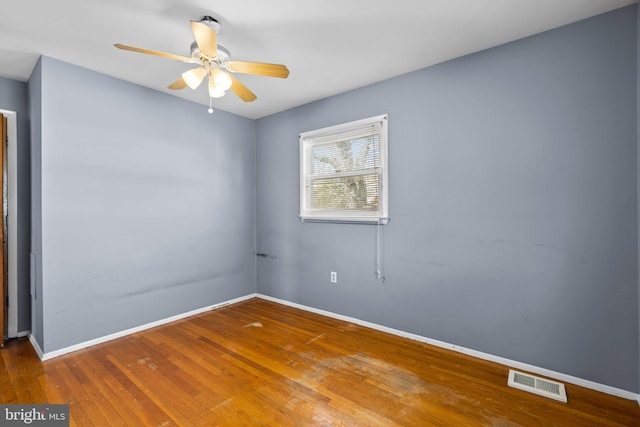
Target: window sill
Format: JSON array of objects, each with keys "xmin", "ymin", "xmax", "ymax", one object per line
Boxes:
[{"xmin": 299, "ymin": 216, "xmax": 389, "ymax": 225}]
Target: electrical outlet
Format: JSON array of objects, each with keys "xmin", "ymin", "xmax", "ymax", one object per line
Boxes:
[{"xmin": 330, "ymin": 271, "xmax": 337, "ymax": 283}]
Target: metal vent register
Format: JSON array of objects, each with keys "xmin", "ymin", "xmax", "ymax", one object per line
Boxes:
[{"xmin": 507, "ymin": 370, "xmax": 567, "ymax": 403}]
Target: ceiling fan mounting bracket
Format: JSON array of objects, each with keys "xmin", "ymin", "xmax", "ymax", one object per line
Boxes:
[{"xmin": 199, "ymin": 16, "xmax": 221, "ymax": 33}]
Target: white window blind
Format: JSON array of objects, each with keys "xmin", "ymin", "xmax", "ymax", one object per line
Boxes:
[{"xmin": 299, "ymin": 114, "xmax": 388, "ymax": 223}]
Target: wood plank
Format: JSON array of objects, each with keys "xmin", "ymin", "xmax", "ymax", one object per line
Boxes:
[
  {"xmin": 0, "ymin": 298, "xmax": 639, "ymax": 426},
  {"xmin": 93, "ymin": 347, "xmax": 175, "ymax": 427}
]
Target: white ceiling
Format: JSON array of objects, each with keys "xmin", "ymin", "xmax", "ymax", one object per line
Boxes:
[{"xmin": 0, "ymin": 0, "xmax": 635, "ymax": 119}]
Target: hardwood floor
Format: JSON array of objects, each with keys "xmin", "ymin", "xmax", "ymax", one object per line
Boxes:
[{"xmin": 1, "ymin": 298, "xmax": 639, "ymax": 426}]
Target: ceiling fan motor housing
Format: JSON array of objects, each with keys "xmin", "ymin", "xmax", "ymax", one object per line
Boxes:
[{"xmin": 190, "ymin": 41, "xmax": 230, "ymax": 63}]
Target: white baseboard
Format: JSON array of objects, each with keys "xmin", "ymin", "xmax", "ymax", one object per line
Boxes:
[
  {"xmin": 29, "ymin": 333, "xmax": 44, "ymax": 360},
  {"xmin": 25, "ymin": 291, "xmax": 639, "ymax": 404},
  {"xmin": 256, "ymin": 294, "xmax": 640, "ymax": 403},
  {"xmin": 35, "ymin": 293, "xmax": 258, "ymax": 361}
]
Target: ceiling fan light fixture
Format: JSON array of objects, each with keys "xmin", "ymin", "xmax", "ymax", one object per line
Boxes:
[
  {"xmin": 213, "ymin": 70, "xmax": 233, "ymax": 91},
  {"xmin": 182, "ymin": 67, "xmax": 206, "ymax": 89},
  {"xmin": 208, "ymin": 79, "xmax": 225, "ymax": 98}
]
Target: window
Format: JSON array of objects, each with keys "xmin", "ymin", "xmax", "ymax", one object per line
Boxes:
[{"xmin": 299, "ymin": 114, "xmax": 388, "ymax": 223}]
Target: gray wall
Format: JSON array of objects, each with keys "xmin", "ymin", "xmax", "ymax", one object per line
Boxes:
[
  {"xmin": 34, "ymin": 57, "xmax": 256, "ymax": 353},
  {"xmin": 256, "ymin": 6, "xmax": 639, "ymax": 393},
  {"xmin": 0, "ymin": 75, "xmax": 31, "ymax": 333}
]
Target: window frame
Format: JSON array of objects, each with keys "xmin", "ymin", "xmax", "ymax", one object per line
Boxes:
[{"xmin": 299, "ymin": 114, "xmax": 389, "ymax": 224}]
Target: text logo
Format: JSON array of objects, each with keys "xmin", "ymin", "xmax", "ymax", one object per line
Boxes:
[{"xmin": 0, "ymin": 405, "xmax": 69, "ymax": 426}]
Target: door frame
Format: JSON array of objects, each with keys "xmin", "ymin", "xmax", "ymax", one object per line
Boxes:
[
  {"xmin": 0, "ymin": 113, "xmax": 5, "ymax": 342},
  {"xmin": 0, "ymin": 110, "xmax": 18, "ymax": 339}
]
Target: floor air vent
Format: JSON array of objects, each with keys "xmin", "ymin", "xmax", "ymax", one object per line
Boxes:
[{"xmin": 508, "ymin": 369, "xmax": 567, "ymax": 403}]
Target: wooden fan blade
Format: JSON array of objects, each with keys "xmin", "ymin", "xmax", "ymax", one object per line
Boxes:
[
  {"xmin": 228, "ymin": 74, "xmax": 257, "ymax": 102},
  {"xmin": 114, "ymin": 44, "xmax": 192, "ymax": 62},
  {"xmin": 190, "ymin": 21, "xmax": 217, "ymax": 58},
  {"xmin": 226, "ymin": 61, "xmax": 289, "ymax": 78},
  {"xmin": 167, "ymin": 77, "xmax": 188, "ymax": 90}
]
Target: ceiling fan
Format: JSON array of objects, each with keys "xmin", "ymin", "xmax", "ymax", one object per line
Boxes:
[{"xmin": 115, "ymin": 16, "xmax": 289, "ymax": 108}]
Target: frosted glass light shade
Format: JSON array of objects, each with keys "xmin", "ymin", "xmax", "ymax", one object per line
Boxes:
[
  {"xmin": 208, "ymin": 78, "xmax": 225, "ymax": 98},
  {"xmin": 213, "ymin": 71, "xmax": 233, "ymax": 91},
  {"xmin": 182, "ymin": 67, "xmax": 206, "ymax": 89}
]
